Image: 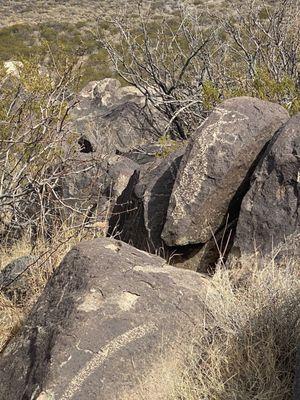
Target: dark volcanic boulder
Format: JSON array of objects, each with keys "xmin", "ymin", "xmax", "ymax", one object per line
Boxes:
[
  {"xmin": 294, "ymin": 346, "xmax": 300, "ymax": 400},
  {"xmin": 162, "ymin": 97, "xmax": 289, "ymax": 246},
  {"xmin": 0, "ymin": 255, "xmax": 37, "ymax": 304},
  {"xmin": 59, "ymin": 154, "xmax": 109, "ymax": 217},
  {"xmin": 108, "ymin": 148, "xmax": 185, "ymax": 253},
  {"xmin": 0, "ymin": 238, "xmax": 208, "ymax": 400},
  {"xmin": 58, "ymin": 153, "xmax": 140, "ymax": 229},
  {"xmin": 232, "ymin": 114, "xmax": 300, "ymax": 256},
  {"xmin": 106, "ymin": 155, "xmax": 140, "ymax": 198},
  {"xmin": 71, "ymin": 79, "xmax": 160, "ymax": 156}
]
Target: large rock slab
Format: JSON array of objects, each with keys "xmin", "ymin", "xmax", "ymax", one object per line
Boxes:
[
  {"xmin": 108, "ymin": 148, "xmax": 185, "ymax": 253},
  {"xmin": 0, "ymin": 255, "xmax": 37, "ymax": 304},
  {"xmin": 162, "ymin": 97, "xmax": 289, "ymax": 246},
  {"xmin": 232, "ymin": 114, "xmax": 300, "ymax": 256},
  {"xmin": 58, "ymin": 154, "xmax": 109, "ymax": 216},
  {"xmin": 0, "ymin": 238, "xmax": 208, "ymax": 400},
  {"xmin": 294, "ymin": 346, "xmax": 300, "ymax": 400},
  {"xmin": 57, "ymin": 153, "xmax": 140, "ymax": 229},
  {"xmin": 71, "ymin": 79, "xmax": 160, "ymax": 156}
]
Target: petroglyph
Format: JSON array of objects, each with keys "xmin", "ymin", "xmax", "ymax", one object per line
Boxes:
[
  {"xmin": 77, "ymin": 290, "xmax": 103, "ymax": 312},
  {"xmin": 104, "ymin": 243, "xmax": 120, "ymax": 252},
  {"xmin": 116, "ymin": 291, "xmax": 139, "ymax": 311},
  {"xmin": 60, "ymin": 323, "xmax": 157, "ymax": 400},
  {"xmin": 134, "ymin": 264, "xmax": 169, "ymax": 274},
  {"xmin": 172, "ymin": 107, "xmax": 249, "ymax": 221}
]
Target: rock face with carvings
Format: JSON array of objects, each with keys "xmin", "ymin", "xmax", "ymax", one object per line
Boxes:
[
  {"xmin": 232, "ymin": 113, "xmax": 300, "ymax": 256},
  {"xmin": 0, "ymin": 238, "xmax": 208, "ymax": 400},
  {"xmin": 162, "ymin": 97, "xmax": 289, "ymax": 247},
  {"xmin": 71, "ymin": 79, "xmax": 160, "ymax": 156}
]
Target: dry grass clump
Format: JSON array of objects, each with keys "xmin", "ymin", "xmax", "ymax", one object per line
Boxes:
[
  {"xmin": 0, "ymin": 294, "xmax": 22, "ymax": 352},
  {"xmin": 0, "ymin": 223, "xmax": 105, "ymax": 352},
  {"xmin": 172, "ymin": 236, "xmax": 300, "ymax": 400}
]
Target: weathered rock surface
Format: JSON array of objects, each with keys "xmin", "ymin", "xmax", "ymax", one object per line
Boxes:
[
  {"xmin": 0, "ymin": 238, "xmax": 208, "ymax": 400},
  {"xmin": 232, "ymin": 114, "xmax": 300, "ymax": 256},
  {"xmin": 4, "ymin": 60, "xmax": 23, "ymax": 77},
  {"xmin": 162, "ymin": 97, "xmax": 289, "ymax": 246},
  {"xmin": 59, "ymin": 154, "xmax": 109, "ymax": 217},
  {"xmin": 294, "ymin": 345, "xmax": 300, "ymax": 400},
  {"xmin": 108, "ymin": 148, "xmax": 185, "ymax": 253},
  {"xmin": 106, "ymin": 156, "xmax": 140, "ymax": 198},
  {"xmin": 171, "ymin": 241, "xmax": 219, "ymax": 272},
  {"xmin": 0, "ymin": 255, "xmax": 37, "ymax": 304},
  {"xmin": 121, "ymin": 143, "xmax": 166, "ymax": 165},
  {"xmin": 170, "ymin": 217, "xmax": 237, "ymax": 272},
  {"xmin": 58, "ymin": 153, "xmax": 140, "ymax": 229},
  {"xmin": 71, "ymin": 79, "xmax": 160, "ymax": 156}
]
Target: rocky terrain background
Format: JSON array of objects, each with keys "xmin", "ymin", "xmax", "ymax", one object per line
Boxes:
[{"xmin": 0, "ymin": 1, "xmax": 299, "ymax": 399}]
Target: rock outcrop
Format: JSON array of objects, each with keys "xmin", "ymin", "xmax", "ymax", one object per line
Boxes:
[
  {"xmin": 0, "ymin": 238, "xmax": 208, "ymax": 400},
  {"xmin": 58, "ymin": 155, "xmax": 109, "ymax": 219},
  {"xmin": 59, "ymin": 153, "xmax": 140, "ymax": 225},
  {"xmin": 4, "ymin": 60, "xmax": 23, "ymax": 78},
  {"xmin": 162, "ymin": 97, "xmax": 289, "ymax": 246},
  {"xmin": 232, "ymin": 113, "xmax": 300, "ymax": 256},
  {"xmin": 294, "ymin": 346, "xmax": 300, "ymax": 400},
  {"xmin": 0, "ymin": 255, "xmax": 37, "ymax": 304},
  {"xmin": 56, "ymin": 78, "xmax": 166, "ymax": 230},
  {"xmin": 71, "ymin": 79, "xmax": 160, "ymax": 156},
  {"xmin": 108, "ymin": 148, "xmax": 185, "ymax": 253}
]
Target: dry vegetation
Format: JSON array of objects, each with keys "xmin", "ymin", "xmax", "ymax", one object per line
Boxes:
[
  {"xmin": 0, "ymin": 223, "xmax": 105, "ymax": 352},
  {"xmin": 170, "ymin": 235, "xmax": 300, "ymax": 400},
  {"xmin": 0, "ymin": 55, "xmax": 106, "ymax": 352},
  {"xmin": 0, "ymin": 0, "xmax": 223, "ymax": 28},
  {"xmin": 102, "ymin": 0, "xmax": 300, "ymax": 138},
  {"xmin": 0, "ymin": 1, "xmax": 299, "ymax": 398}
]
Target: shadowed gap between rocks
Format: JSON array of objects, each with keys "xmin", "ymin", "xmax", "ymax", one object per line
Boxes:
[
  {"xmin": 78, "ymin": 137, "xmax": 94, "ymax": 153},
  {"xmin": 107, "ymin": 171, "xmax": 148, "ymax": 245},
  {"xmin": 107, "ymin": 151, "xmax": 184, "ymax": 255}
]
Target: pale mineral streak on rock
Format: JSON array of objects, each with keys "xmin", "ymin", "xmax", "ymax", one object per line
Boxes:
[
  {"xmin": 37, "ymin": 390, "xmax": 55, "ymax": 400},
  {"xmin": 60, "ymin": 323, "xmax": 157, "ymax": 400},
  {"xmin": 77, "ymin": 290, "xmax": 104, "ymax": 312},
  {"xmin": 116, "ymin": 292, "xmax": 140, "ymax": 311},
  {"xmin": 104, "ymin": 242, "xmax": 121, "ymax": 252}
]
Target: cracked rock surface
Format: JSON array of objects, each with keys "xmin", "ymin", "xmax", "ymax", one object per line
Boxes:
[
  {"xmin": 108, "ymin": 148, "xmax": 185, "ymax": 253},
  {"xmin": 162, "ymin": 97, "xmax": 289, "ymax": 246},
  {"xmin": 232, "ymin": 113, "xmax": 300, "ymax": 256},
  {"xmin": 0, "ymin": 238, "xmax": 208, "ymax": 400}
]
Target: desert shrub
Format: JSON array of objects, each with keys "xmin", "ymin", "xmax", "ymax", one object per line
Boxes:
[
  {"xmin": 100, "ymin": 0, "xmax": 300, "ymax": 139},
  {"xmin": 0, "ymin": 20, "xmax": 113, "ymax": 89},
  {"xmin": 171, "ymin": 235, "xmax": 300, "ymax": 400},
  {"xmin": 0, "ymin": 24, "xmax": 37, "ymax": 61},
  {"xmin": 0, "ymin": 53, "xmax": 82, "ymax": 241}
]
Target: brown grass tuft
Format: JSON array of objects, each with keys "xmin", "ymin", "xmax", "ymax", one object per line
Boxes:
[{"xmin": 171, "ymin": 235, "xmax": 300, "ymax": 400}]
